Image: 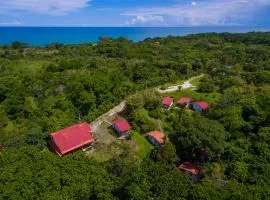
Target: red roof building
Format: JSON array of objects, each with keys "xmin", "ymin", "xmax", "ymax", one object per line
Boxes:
[
  {"xmin": 192, "ymin": 101, "xmax": 209, "ymax": 112},
  {"xmin": 179, "ymin": 162, "xmax": 202, "ymax": 175},
  {"xmin": 50, "ymin": 122, "xmax": 94, "ymax": 156},
  {"xmin": 112, "ymin": 119, "xmax": 132, "ymax": 137},
  {"xmin": 148, "ymin": 131, "xmax": 165, "ymax": 145},
  {"xmin": 177, "ymin": 97, "xmax": 191, "ymax": 105},
  {"xmin": 162, "ymin": 97, "xmax": 174, "ymax": 108},
  {"xmin": 179, "ymin": 162, "xmax": 202, "ymax": 181}
]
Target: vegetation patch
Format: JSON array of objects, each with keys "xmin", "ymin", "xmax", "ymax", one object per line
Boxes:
[
  {"xmin": 1, "ymin": 33, "xmax": 270, "ymax": 199},
  {"xmin": 132, "ymin": 131, "xmax": 153, "ymax": 158}
]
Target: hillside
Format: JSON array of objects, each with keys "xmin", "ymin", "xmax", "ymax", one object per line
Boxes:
[{"xmin": 0, "ymin": 32, "xmax": 270, "ymax": 199}]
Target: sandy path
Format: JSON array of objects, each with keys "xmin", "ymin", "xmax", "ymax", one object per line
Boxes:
[
  {"xmin": 156, "ymin": 74, "xmax": 204, "ymax": 93},
  {"xmin": 90, "ymin": 74, "xmax": 204, "ymax": 131}
]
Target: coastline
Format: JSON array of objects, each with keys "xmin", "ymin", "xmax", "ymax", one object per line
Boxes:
[{"xmin": 0, "ymin": 26, "xmax": 270, "ymax": 46}]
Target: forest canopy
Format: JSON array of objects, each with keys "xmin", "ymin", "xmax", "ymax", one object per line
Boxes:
[{"xmin": 0, "ymin": 32, "xmax": 270, "ymax": 199}]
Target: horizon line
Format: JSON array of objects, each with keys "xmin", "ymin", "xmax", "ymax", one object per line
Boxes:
[{"xmin": 1, "ymin": 25, "xmax": 270, "ymax": 28}]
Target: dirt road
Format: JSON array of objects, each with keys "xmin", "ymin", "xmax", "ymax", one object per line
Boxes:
[
  {"xmin": 90, "ymin": 74, "xmax": 204, "ymax": 131},
  {"xmin": 156, "ymin": 74, "xmax": 204, "ymax": 93},
  {"xmin": 90, "ymin": 101, "xmax": 126, "ymax": 132}
]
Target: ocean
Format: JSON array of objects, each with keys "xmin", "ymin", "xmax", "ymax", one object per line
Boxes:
[{"xmin": 0, "ymin": 27, "xmax": 270, "ymax": 46}]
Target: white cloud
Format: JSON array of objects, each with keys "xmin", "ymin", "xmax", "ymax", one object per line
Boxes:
[
  {"xmin": 0, "ymin": 0, "xmax": 91, "ymax": 16},
  {"xmin": 0, "ymin": 20, "xmax": 21, "ymax": 26},
  {"xmin": 191, "ymin": 2, "xmax": 197, "ymax": 6},
  {"xmin": 123, "ymin": 0, "xmax": 270, "ymax": 26},
  {"xmin": 126, "ymin": 15, "xmax": 165, "ymax": 26}
]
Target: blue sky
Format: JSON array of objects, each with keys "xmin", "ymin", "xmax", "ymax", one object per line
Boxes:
[{"xmin": 0, "ymin": 0, "xmax": 270, "ymax": 26}]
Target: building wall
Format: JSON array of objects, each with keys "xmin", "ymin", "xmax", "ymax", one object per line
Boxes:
[
  {"xmin": 112, "ymin": 124, "xmax": 121, "ymax": 137},
  {"xmin": 112, "ymin": 124, "xmax": 128, "ymax": 137},
  {"xmin": 192, "ymin": 104, "xmax": 202, "ymax": 112},
  {"xmin": 49, "ymin": 138, "xmax": 63, "ymax": 156},
  {"xmin": 149, "ymin": 136, "xmax": 159, "ymax": 145},
  {"xmin": 183, "ymin": 170, "xmax": 199, "ymax": 182}
]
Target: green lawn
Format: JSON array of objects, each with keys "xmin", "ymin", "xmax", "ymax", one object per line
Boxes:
[
  {"xmin": 133, "ymin": 132, "xmax": 153, "ymax": 159},
  {"xmin": 190, "ymin": 78, "xmax": 202, "ymax": 87},
  {"xmin": 8, "ymin": 59, "xmax": 53, "ymax": 72},
  {"xmin": 169, "ymin": 89, "xmax": 221, "ymax": 104}
]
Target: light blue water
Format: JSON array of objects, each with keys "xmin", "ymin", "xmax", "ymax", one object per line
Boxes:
[{"xmin": 0, "ymin": 27, "xmax": 269, "ymax": 46}]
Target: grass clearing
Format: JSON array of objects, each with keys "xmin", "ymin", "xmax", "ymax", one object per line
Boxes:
[
  {"xmin": 168, "ymin": 79, "xmax": 185, "ymax": 87},
  {"xmin": 190, "ymin": 76, "xmax": 203, "ymax": 86},
  {"xmin": 133, "ymin": 132, "xmax": 153, "ymax": 159},
  {"xmin": 159, "ymin": 79, "xmax": 185, "ymax": 90},
  {"xmin": 88, "ymin": 141, "xmax": 124, "ymax": 162},
  {"xmin": 89, "ymin": 122, "xmax": 153, "ymax": 161},
  {"xmin": 7, "ymin": 59, "xmax": 53, "ymax": 72},
  {"xmin": 169, "ymin": 89, "xmax": 221, "ymax": 104}
]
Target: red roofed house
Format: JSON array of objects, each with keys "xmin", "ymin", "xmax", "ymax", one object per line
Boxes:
[
  {"xmin": 191, "ymin": 101, "xmax": 209, "ymax": 113},
  {"xmin": 178, "ymin": 162, "xmax": 202, "ymax": 181},
  {"xmin": 162, "ymin": 97, "xmax": 174, "ymax": 109},
  {"xmin": 147, "ymin": 131, "xmax": 165, "ymax": 145},
  {"xmin": 49, "ymin": 122, "xmax": 94, "ymax": 156},
  {"xmin": 112, "ymin": 118, "xmax": 132, "ymax": 137},
  {"xmin": 177, "ymin": 97, "xmax": 191, "ymax": 107}
]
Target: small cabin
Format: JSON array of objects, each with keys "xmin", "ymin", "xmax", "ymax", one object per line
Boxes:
[
  {"xmin": 176, "ymin": 97, "xmax": 191, "ymax": 107},
  {"xmin": 162, "ymin": 97, "xmax": 174, "ymax": 109},
  {"xmin": 49, "ymin": 122, "xmax": 94, "ymax": 156},
  {"xmin": 191, "ymin": 101, "xmax": 209, "ymax": 113},
  {"xmin": 112, "ymin": 118, "xmax": 132, "ymax": 137},
  {"xmin": 147, "ymin": 131, "xmax": 165, "ymax": 145},
  {"xmin": 178, "ymin": 162, "xmax": 202, "ymax": 181}
]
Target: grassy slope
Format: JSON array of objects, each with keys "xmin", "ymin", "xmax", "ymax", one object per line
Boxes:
[
  {"xmin": 133, "ymin": 132, "xmax": 153, "ymax": 159},
  {"xmin": 168, "ymin": 89, "xmax": 221, "ymax": 104}
]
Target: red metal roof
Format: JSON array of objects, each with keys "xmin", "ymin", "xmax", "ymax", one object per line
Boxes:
[
  {"xmin": 162, "ymin": 97, "xmax": 173, "ymax": 105},
  {"xmin": 51, "ymin": 122, "xmax": 94, "ymax": 156},
  {"xmin": 177, "ymin": 97, "xmax": 191, "ymax": 105},
  {"xmin": 193, "ymin": 101, "xmax": 209, "ymax": 110},
  {"xmin": 148, "ymin": 131, "xmax": 165, "ymax": 144},
  {"xmin": 179, "ymin": 162, "xmax": 202, "ymax": 175},
  {"xmin": 112, "ymin": 119, "xmax": 131, "ymax": 133}
]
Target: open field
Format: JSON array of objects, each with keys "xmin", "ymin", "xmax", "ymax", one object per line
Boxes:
[
  {"xmin": 133, "ymin": 131, "xmax": 153, "ymax": 158},
  {"xmin": 89, "ymin": 121, "xmax": 153, "ymax": 161},
  {"xmin": 167, "ymin": 89, "xmax": 221, "ymax": 104}
]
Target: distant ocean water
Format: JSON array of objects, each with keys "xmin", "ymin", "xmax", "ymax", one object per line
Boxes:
[{"xmin": 0, "ymin": 27, "xmax": 270, "ymax": 46}]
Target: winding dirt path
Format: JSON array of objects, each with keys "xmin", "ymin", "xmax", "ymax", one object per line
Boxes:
[
  {"xmin": 156, "ymin": 74, "xmax": 204, "ymax": 93},
  {"xmin": 90, "ymin": 74, "xmax": 204, "ymax": 131},
  {"xmin": 90, "ymin": 101, "xmax": 126, "ymax": 132}
]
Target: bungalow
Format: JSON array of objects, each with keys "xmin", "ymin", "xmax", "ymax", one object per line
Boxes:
[
  {"xmin": 176, "ymin": 97, "xmax": 191, "ymax": 107},
  {"xmin": 178, "ymin": 162, "xmax": 202, "ymax": 181},
  {"xmin": 191, "ymin": 101, "xmax": 209, "ymax": 112},
  {"xmin": 112, "ymin": 118, "xmax": 132, "ymax": 137},
  {"xmin": 147, "ymin": 131, "xmax": 165, "ymax": 145},
  {"xmin": 49, "ymin": 122, "xmax": 94, "ymax": 157},
  {"xmin": 162, "ymin": 97, "xmax": 174, "ymax": 109}
]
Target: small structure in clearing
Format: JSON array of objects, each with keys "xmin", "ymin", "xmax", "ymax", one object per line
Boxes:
[
  {"xmin": 178, "ymin": 162, "xmax": 202, "ymax": 181},
  {"xmin": 112, "ymin": 118, "xmax": 132, "ymax": 138},
  {"xmin": 176, "ymin": 97, "xmax": 191, "ymax": 107},
  {"xmin": 147, "ymin": 131, "xmax": 165, "ymax": 145},
  {"xmin": 191, "ymin": 101, "xmax": 209, "ymax": 113},
  {"xmin": 49, "ymin": 122, "xmax": 94, "ymax": 156},
  {"xmin": 162, "ymin": 97, "xmax": 174, "ymax": 109}
]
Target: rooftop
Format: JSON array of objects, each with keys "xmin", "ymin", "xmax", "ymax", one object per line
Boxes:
[
  {"xmin": 148, "ymin": 131, "xmax": 165, "ymax": 144},
  {"xmin": 51, "ymin": 122, "xmax": 94, "ymax": 156},
  {"xmin": 179, "ymin": 162, "xmax": 202, "ymax": 175},
  {"xmin": 162, "ymin": 97, "xmax": 174, "ymax": 105},
  {"xmin": 177, "ymin": 97, "xmax": 191, "ymax": 105},
  {"xmin": 112, "ymin": 118, "xmax": 132, "ymax": 133},
  {"xmin": 193, "ymin": 101, "xmax": 209, "ymax": 110}
]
